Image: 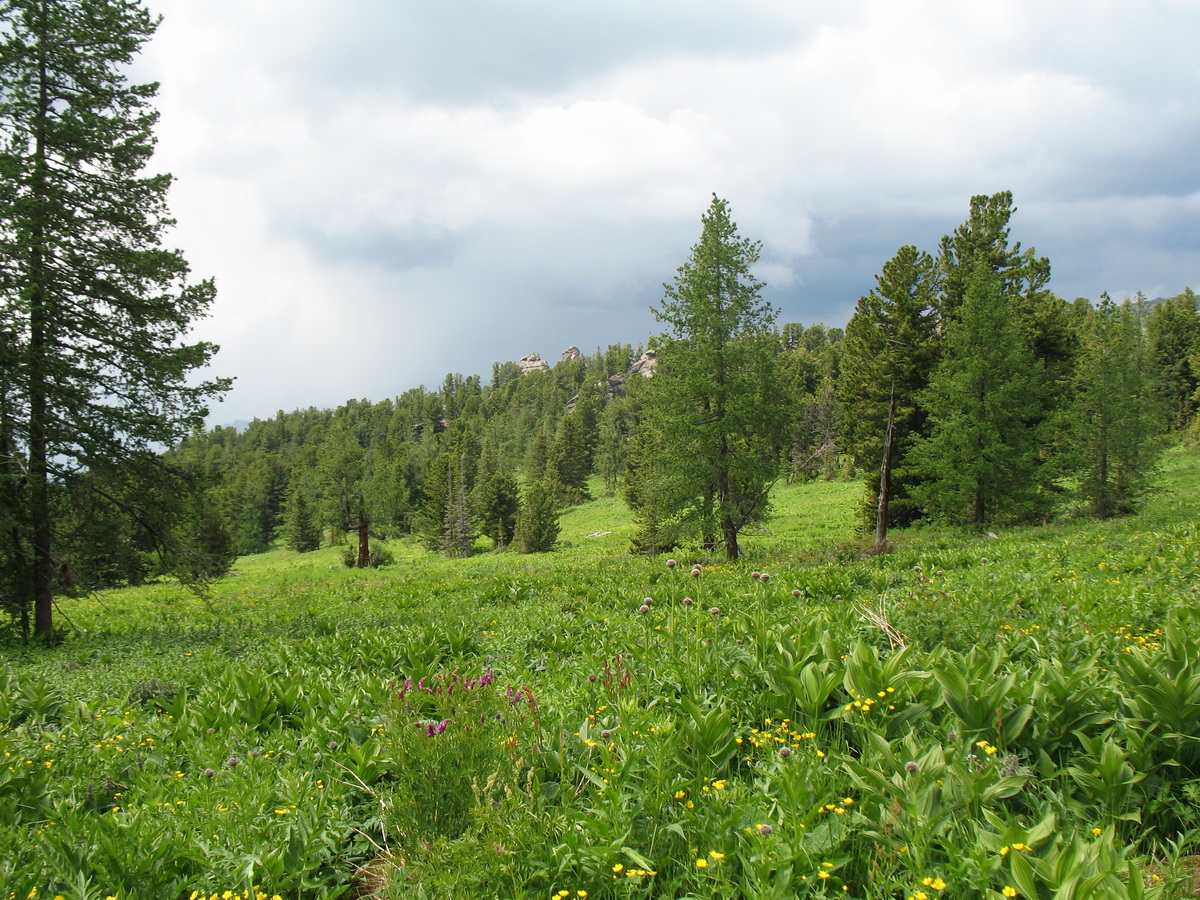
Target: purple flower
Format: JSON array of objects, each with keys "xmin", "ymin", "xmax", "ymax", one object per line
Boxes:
[
  {"xmin": 425, "ymin": 719, "xmax": 448, "ymax": 737},
  {"xmin": 480, "ymin": 670, "xmax": 495, "ymax": 687}
]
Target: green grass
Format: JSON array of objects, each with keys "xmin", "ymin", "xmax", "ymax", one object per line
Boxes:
[{"xmin": 2, "ymin": 448, "xmax": 1199, "ymax": 899}]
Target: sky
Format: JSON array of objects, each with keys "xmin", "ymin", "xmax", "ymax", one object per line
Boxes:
[{"xmin": 133, "ymin": 0, "xmax": 1200, "ymax": 426}]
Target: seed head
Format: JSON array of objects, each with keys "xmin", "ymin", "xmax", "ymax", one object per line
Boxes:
[
  {"xmin": 778, "ymin": 746, "xmax": 792, "ymax": 758},
  {"xmin": 904, "ymin": 760, "xmax": 918, "ymax": 773},
  {"xmin": 792, "ymin": 589, "xmax": 801, "ymax": 598},
  {"xmin": 666, "ymin": 559, "xmax": 677, "ymax": 569},
  {"xmin": 203, "ymin": 768, "xmax": 215, "ymax": 778},
  {"xmin": 709, "ymin": 607, "xmax": 721, "ymax": 616},
  {"xmin": 683, "ymin": 597, "xmax": 694, "ymax": 607},
  {"xmin": 638, "ymin": 604, "xmax": 650, "ymax": 615},
  {"xmin": 758, "ymin": 823, "xmax": 773, "ymax": 835}
]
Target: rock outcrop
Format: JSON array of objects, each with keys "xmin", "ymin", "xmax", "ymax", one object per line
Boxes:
[
  {"xmin": 630, "ymin": 350, "xmax": 658, "ymax": 378},
  {"xmin": 562, "ymin": 346, "xmax": 581, "ymax": 361},
  {"xmin": 519, "ymin": 353, "xmax": 550, "ymax": 375}
]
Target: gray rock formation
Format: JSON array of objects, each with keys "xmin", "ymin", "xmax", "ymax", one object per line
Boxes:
[
  {"xmin": 519, "ymin": 353, "xmax": 550, "ymax": 375},
  {"xmin": 630, "ymin": 350, "xmax": 658, "ymax": 378},
  {"xmin": 562, "ymin": 346, "xmax": 581, "ymax": 361}
]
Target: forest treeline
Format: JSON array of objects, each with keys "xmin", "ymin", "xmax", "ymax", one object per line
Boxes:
[{"xmin": 25, "ymin": 193, "xmax": 1200, "ymax": 598}]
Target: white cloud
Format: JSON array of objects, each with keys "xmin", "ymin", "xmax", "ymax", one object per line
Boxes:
[{"xmin": 136, "ymin": 0, "xmax": 1200, "ymax": 422}]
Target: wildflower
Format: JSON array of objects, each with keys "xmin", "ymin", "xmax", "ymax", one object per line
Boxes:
[
  {"xmin": 709, "ymin": 607, "xmax": 721, "ymax": 616},
  {"xmin": 1091, "ymin": 827, "xmax": 1102, "ymax": 836},
  {"xmin": 1002, "ymin": 888, "xmax": 1018, "ymax": 898},
  {"xmin": 778, "ymin": 745, "xmax": 792, "ymax": 758},
  {"xmin": 675, "ymin": 790, "xmax": 686, "ymax": 799},
  {"xmin": 638, "ymin": 604, "xmax": 650, "ymax": 614},
  {"xmin": 760, "ymin": 573, "xmax": 770, "ymax": 583},
  {"xmin": 758, "ymin": 824, "xmax": 773, "ymax": 835},
  {"xmin": 667, "ymin": 559, "xmax": 677, "ymax": 569},
  {"xmin": 696, "ymin": 858, "xmax": 708, "ymax": 868},
  {"xmin": 905, "ymin": 761, "xmax": 919, "ymax": 772},
  {"xmin": 709, "ymin": 851, "xmax": 725, "ymax": 859},
  {"xmin": 818, "ymin": 871, "xmax": 831, "ymax": 880},
  {"xmin": 613, "ymin": 864, "xmax": 624, "ymax": 873},
  {"xmin": 793, "ymin": 589, "xmax": 802, "ymax": 597},
  {"xmin": 683, "ymin": 597, "xmax": 694, "ymax": 607}
]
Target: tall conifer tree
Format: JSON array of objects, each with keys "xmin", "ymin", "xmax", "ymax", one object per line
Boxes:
[
  {"xmin": 914, "ymin": 261, "xmax": 1048, "ymax": 524},
  {"xmin": 631, "ymin": 195, "xmax": 784, "ymax": 559},
  {"xmin": 0, "ymin": 0, "xmax": 228, "ymax": 635}
]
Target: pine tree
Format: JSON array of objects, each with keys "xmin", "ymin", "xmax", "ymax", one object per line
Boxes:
[
  {"xmin": 0, "ymin": 0, "xmax": 229, "ymax": 635},
  {"xmin": 837, "ymin": 245, "xmax": 940, "ymax": 543},
  {"xmin": 631, "ymin": 195, "xmax": 785, "ymax": 560},
  {"xmin": 1071, "ymin": 296, "xmax": 1161, "ymax": 518},
  {"xmin": 913, "ymin": 260, "xmax": 1048, "ymax": 524},
  {"xmin": 283, "ymin": 483, "xmax": 320, "ymax": 552},
  {"xmin": 476, "ymin": 469, "xmax": 519, "ymax": 549},
  {"xmin": 1146, "ymin": 288, "xmax": 1200, "ymax": 431},
  {"xmin": 515, "ymin": 479, "xmax": 559, "ymax": 553}
]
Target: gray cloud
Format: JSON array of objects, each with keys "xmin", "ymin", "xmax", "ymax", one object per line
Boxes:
[{"xmin": 137, "ymin": 0, "xmax": 1200, "ymax": 424}]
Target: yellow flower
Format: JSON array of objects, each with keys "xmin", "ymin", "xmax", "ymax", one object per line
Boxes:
[
  {"xmin": 818, "ymin": 871, "xmax": 831, "ymax": 880},
  {"xmin": 709, "ymin": 851, "xmax": 724, "ymax": 860},
  {"xmin": 578, "ymin": 893, "xmax": 587, "ymax": 898},
  {"xmin": 999, "ymin": 846, "xmax": 1010, "ymax": 856},
  {"xmin": 930, "ymin": 878, "xmax": 946, "ymax": 890},
  {"xmin": 1091, "ymin": 827, "xmax": 1103, "ymax": 836},
  {"xmin": 613, "ymin": 864, "xmax": 624, "ymax": 873},
  {"xmin": 696, "ymin": 858, "xmax": 708, "ymax": 868},
  {"xmin": 1002, "ymin": 887, "xmax": 1018, "ymax": 898},
  {"xmin": 675, "ymin": 790, "xmax": 686, "ymax": 799}
]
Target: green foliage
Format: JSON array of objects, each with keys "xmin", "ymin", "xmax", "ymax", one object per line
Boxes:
[
  {"xmin": 1069, "ymin": 296, "xmax": 1163, "ymax": 518},
  {"xmin": 0, "ymin": 0, "xmax": 230, "ymax": 635},
  {"xmin": 283, "ymin": 482, "xmax": 321, "ymax": 553},
  {"xmin": 0, "ymin": 444, "xmax": 1197, "ymax": 896},
  {"xmin": 1146, "ymin": 288, "xmax": 1200, "ymax": 432},
  {"xmin": 838, "ymin": 244, "xmax": 940, "ymax": 529},
  {"xmin": 516, "ymin": 479, "xmax": 560, "ymax": 553},
  {"xmin": 914, "ymin": 261, "xmax": 1050, "ymax": 524},
  {"xmin": 476, "ymin": 469, "xmax": 520, "ymax": 549},
  {"xmin": 631, "ymin": 194, "xmax": 786, "ymax": 559}
]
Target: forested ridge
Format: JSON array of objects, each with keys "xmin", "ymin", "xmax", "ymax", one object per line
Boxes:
[{"xmin": 17, "ymin": 192, "xmax": 1194, "ymax": 614}]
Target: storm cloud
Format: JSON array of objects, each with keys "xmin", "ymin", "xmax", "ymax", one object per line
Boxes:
[{"xmin": 135, "ymin": 0, "xmax": 1200, "ymax": 423}]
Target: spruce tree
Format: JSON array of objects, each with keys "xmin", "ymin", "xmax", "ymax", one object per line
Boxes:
[
  {"xmin": 837, "ymin": 245, "xmax": 940, "ymax": 541},
  {"xmin": 0, "ymin": 0, "xmax": 229, "ymax": 635},
  {"xmin": 476, "ymin": 470, "xmax": 519, "ymax": 549},
  {"xmin": 515, "ymin": 479, "xmax": 559, "ymax": 553},
  {"xmin": 632, "ymin": 194, "xmax": 785, "ymax": 560},
  {"xmin": 1071, "ymin": 296, "xmax": 1161, "ymax": 518},
  {"xmin": 283, "ymin": 483, "xmax": 320, "ymax": 552},
  {"xmin": 913, "ymin": 260, "xmax": 1048, "ymax": 524}
]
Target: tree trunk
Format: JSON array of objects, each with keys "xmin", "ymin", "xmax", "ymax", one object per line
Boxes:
[
  {"xmin": 29, "ymin": 36, "xmax": 54, "ymax": 637},
  {"xmin": 357, "ymin": 521, "xmax": 370, "ymax": 568},
  {"xmin": 874, "ymin": 381, "xmax": 896, "ymax": 554}
]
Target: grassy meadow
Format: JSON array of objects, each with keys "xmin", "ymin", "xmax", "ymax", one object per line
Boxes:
[{"xmin": 3, "ymin": 447, "xmax": 1200, "ymax": 899}]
